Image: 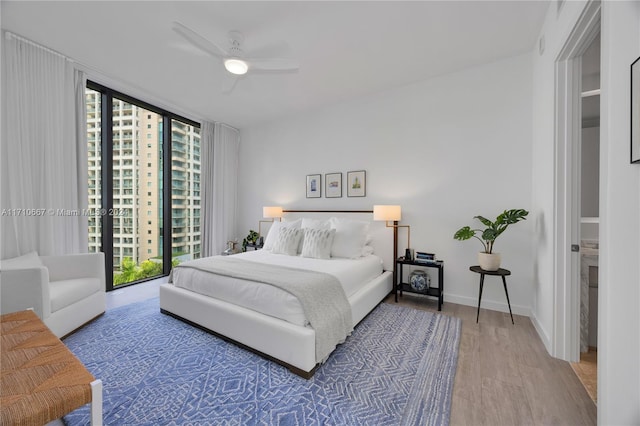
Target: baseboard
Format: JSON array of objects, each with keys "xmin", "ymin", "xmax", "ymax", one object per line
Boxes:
[
  {"xmin": 529, "ymin": 311, "xmax": 553, "ymax": 354},
  {"xmin": 444, "ymin": 293, "xmax": 531, "ymax": 317}
]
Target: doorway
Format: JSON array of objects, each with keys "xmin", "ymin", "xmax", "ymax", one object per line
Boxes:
[
  {"xmin": 552, "ymin": 0, "xmax": 601, "ymax": 405},
  {"xmin": 571, "ymin": 32, "xmax": 600, "ymax": 403}
]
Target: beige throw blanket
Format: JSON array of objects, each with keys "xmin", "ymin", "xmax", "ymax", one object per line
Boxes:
[{"xmin": 171, "ymin": 256, "xmax": 353, "ymax": 363}]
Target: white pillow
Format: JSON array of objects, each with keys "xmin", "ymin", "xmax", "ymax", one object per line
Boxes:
[
  {"xmin": 0, "ymin": 251, "xmax": 43, "ymax": 270},
  {"xmin": 298, "ymin": 218, "xmax": 331, "ymax": 253},
  {"xmin": 362, "ymin": 245, "xmax": 375, "ymax": 256},
  {"xmin": 330, "ymin": 217, "xmax": 370, "ymax": 259},
  {"xmin": 271, "ymin": 227, "xmax": 303, "ymax": 256},
  {"xmin": 263, "ymin": 219, "xmax": 302, "ymax": 251},
  {"xmin": 301, "ymin": 228, "xmax": 336, "ymax": 259},
  {"xmin": 301, "ymin": 218, "xmax": 330, "ymax": 230}
]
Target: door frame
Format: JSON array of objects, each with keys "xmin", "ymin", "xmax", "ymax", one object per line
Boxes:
[{"xmin": 553, "ymin": 0, "xmax": 601, "ymax": 361}]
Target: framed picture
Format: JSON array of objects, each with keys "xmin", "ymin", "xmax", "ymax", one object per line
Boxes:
[
  {"xmin": 631, "ymin": 56, "xmax": 640, "ymax": 163},
  {"xmin": 347, "ymin": 170, "xmax": 366, "ymax": 197},
  {"xmin": 306, "ymin": 174, "xmax": 321, "ymax": 198},
  {"xmin": 325, "ymin": 172, "xmax": 342, "ymax": 198}
]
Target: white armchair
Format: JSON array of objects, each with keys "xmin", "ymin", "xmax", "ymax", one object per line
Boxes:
[{"xmin": 0, "ymin": 252, "xmax": 106, "ymax": 338}]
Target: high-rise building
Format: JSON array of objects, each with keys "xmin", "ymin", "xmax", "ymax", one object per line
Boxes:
[{"xmin": 86, "ymin": 89, "xmax": 200, "ymax": 285}]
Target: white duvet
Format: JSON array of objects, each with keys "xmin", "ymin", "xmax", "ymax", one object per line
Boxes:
[{"xmin": 170, "ymin": 250, "xmax": 384, "ymax": 327}]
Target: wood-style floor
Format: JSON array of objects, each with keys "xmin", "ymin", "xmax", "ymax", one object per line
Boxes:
[
  {"xmin": 106, "ymin": 279, "xmax": 597, "ymax": 425},
  {"xmin": 389, "ymin": 293, "xmax": 597, "ymax": 426},
  {"xmin": 571, "ymin": 350, "xmax": 597, "ymax": 403}
]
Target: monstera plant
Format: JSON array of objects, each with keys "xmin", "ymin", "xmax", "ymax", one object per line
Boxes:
[{"xmin": 454, "ymin": 208, "xmax": 529, "ymax": 270}]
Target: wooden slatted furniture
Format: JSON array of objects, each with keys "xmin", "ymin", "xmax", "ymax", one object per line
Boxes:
[{"xmin": 0, "ymin": 310, "xmax": 102, "ymax": 425}]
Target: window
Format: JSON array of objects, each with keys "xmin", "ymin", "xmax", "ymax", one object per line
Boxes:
[
  {"xmin": 87, "ymin": 81, "xmax": 200, "ymax": 290},
  {"xmin": 171, "ymin": 119, "xmax": 201, "ymax": 261}
]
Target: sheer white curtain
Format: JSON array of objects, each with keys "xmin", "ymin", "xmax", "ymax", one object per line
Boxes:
[
  {"xmin": 200, "ymin": 121, "xmax": 239, "ymax": 257},
  {"xmin": 1, "ymin": 33, "xmax": 88, "ymax": 258}
]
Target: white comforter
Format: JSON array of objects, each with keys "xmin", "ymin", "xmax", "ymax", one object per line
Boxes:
[{"xmin": 170, "ymin": 250, "xmax": 383, "ymax": 327}]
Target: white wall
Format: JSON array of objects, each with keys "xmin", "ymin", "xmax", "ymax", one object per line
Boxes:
[
  {"xmin": 599, "ymin": 1, "xmax": 640, "ymax": 423},
  {"xmin": 238, "ymin": 53, "xmax": 534, "ymax": 316},
  {"xmin": 531, "ymin": 0, "xmax": 640, "ymax": 423}
]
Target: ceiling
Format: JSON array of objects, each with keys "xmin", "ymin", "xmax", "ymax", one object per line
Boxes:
[{"xmin": 1, "ymin": 1, "xmax": 550, "ymax": 129}]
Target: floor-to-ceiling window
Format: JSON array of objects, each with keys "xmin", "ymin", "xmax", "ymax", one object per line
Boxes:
[
  {"xmin": 87, "ymin": 82, "xmax": 201, "ymax": 290},
  {"xmin": 171, "ymin": 119, "xmax": 201, "ymax": 263}
]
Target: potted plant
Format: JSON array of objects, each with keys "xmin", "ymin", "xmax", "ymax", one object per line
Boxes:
[
  {"xmin": 242, "ymin": 230, "xmax": 259, "ymax": 252},
  {"xmin": 453, "ymin": 209, "xmax": 529, "ymax": 271}
]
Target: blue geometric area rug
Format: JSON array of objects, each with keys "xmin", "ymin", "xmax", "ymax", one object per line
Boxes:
[{"xmin": 63, "ymin": 298, "xmax": 461, "ymax": 425}]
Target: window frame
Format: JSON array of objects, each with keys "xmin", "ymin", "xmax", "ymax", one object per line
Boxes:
[{"xmin": 88, "ymin": 80, "xmax": 200, "ymax": 291}]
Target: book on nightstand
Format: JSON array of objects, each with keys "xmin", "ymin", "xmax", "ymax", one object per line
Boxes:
[{"xmin": 414, "ymin": 251, "xmax": 438, "ymax": 264}]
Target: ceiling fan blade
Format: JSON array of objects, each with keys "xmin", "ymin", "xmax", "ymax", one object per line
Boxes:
[
  {"xmin": 246, "ymin": 58, "xmax": 300, "ymax": 73},
  {"xmin": 221, "ymin": 74, "xmax": 240, "ymax": 95},
  {"xmin": 171, "ymin": 21, "xmax": 227, "ymax": 59}
]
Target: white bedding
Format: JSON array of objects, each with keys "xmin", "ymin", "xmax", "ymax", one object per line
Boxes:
[{"xmin": 170, "ymin": 250, "xmax": 383, "ymax": 327}]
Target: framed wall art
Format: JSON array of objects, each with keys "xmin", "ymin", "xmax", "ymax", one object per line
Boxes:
[
  {"xmin": 325, "ymin": 172, "xmax": 342, "ymax": 198},
  {"xmin": 631, "ymin": 56, "xmax": 640, "ymax": 163},
  {"xmin": 347, "ymin": 170, "xmax": 366, "ymax": 197},
  {"xmin": 306, "ymin": 174, "xmax": 321, "ymax": 198}
]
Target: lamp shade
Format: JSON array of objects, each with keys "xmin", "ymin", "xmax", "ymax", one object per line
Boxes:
[
  {"xmin": 373, "ymin": 205, "xmax": 401, "ymax": 221},
  {"xmin": 263, "ymin": 206, "xmax": 283, "ymax": 218}
]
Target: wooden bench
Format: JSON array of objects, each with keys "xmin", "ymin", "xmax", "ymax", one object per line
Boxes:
[{"xmin": 0, "ymin": 310, "xmax": 102, "ymax": 425}]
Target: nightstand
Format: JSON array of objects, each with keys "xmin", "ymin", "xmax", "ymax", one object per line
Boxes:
[{"xmin": 394, "ymin": 257, "xmax": 444, "ymax": 310}]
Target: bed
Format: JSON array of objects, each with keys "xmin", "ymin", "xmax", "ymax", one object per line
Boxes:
[{"xmin": 159, "ymin": 210, "xmax": 393, "ymax": 378}]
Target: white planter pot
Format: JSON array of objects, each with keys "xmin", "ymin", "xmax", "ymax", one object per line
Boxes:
[{"xmin": 478, "ymin": 252, "xmax": 501, "ymax": 271}]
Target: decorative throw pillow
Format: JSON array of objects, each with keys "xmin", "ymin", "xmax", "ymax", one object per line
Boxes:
[
  {"xmin": 301, "ymin": 228, "xmax": 336, "ymax": 259},
  {"xmin": 330, "ymin": 217, "xmax": 370, "ymax": 259},
  {"xmin": 298, "ymin": 218, "xmax": 331, "ymax": 253},
  {"xmin": 271, "ymin": 227, "xmax": 303, "ymax": 256},
  {"xmin": 0, "ymin": 251, "xmax": 43, "ymax": 270},
  {"xmin": 263, "ymin": 219, "xmax": 302, "ymax": 251}
]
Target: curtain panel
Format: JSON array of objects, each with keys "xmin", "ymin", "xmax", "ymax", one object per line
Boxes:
[
  {"xmin": 200, "ymin": 122, "xmax": 239, "ymax": 257},
  {"xmin": 1, "ymin": 34, "xmax": 88, "ymax": 258}
]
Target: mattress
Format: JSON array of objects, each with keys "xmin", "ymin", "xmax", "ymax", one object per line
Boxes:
[{"xmin": 170, "ymin": 250, "xmax": 383, "ymax": 327}]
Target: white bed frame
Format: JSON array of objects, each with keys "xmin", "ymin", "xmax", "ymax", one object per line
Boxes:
[{"xmin": 159, "ymin": 210, "xmax": 393, "ymax": 378}]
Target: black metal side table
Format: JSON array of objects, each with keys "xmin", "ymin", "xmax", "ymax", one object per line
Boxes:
[{"xmin": 469, "ymin": 266, "xmax": 514, "ymax": 324}]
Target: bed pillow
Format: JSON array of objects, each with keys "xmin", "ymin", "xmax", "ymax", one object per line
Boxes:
[
  {"xmin": 301, "ymin": 218, "xmax": 330, "ymax": 230},
  {"xmin": 298, "ymin": 218, "xmax": 331, "ymax": 253},
  {"xmin": 263, "ymin": 219, "xmax": 302, "ymax": 251},
  {"xmin": 362, "ymin": 245, "xmax": 375, "ymax": 256},
  {"xmin": 329, "ymin": 217, "xmax": 370, "ymax": 259},
  {"xmin": 301, "ymin": 228, "xmax": 336, "ymax": 259},
  {"xmin": 271, "ymin": 227, "xmax": 303, "ymax": 256},
  {"xmin": 0, "ymin": 251, "xmax": 43, "ymax": 270}
]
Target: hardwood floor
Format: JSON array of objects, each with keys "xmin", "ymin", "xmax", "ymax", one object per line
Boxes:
[
  {"xmin": 105, "ymin": 280, "xmax": 597, "ymax": 425},
  {"xmin": 390, "ymin": 293, "xmax": 597, "ymax": 425},
  {"xmin": 571, "ymin": 350, "xmax": 597, "ymax": 403}
]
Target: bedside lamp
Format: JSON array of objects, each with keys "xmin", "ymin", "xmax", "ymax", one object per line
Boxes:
[
  {"xmin": 259, "ymin": 206, "xmax": 283, "ymax": 239},
  {"xmin": 373, "ymin": 205, "xmax": 412, "ymax": 261}
]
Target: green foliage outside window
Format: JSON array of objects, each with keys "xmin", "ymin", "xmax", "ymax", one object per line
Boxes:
[{"xmin": 113, "ymin": 257, "xmax": 180, "ymax": 286}]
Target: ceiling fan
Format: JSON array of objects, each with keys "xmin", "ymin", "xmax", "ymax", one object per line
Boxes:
[{"xmin": 172, "ymin": 21, "xmax": 299, "ymax": 92}]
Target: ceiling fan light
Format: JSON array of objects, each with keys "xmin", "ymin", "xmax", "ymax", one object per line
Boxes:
[{"xmin": 224, "ymin": 58, "xmax": 248, "ymax": 75}]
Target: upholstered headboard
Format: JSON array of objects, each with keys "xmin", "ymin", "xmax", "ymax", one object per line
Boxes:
[{"xmin": 281, "ymin": 210, "xmax": 394, "ymax": 271}]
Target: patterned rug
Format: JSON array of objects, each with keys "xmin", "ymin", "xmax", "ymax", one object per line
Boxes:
[{"xmin": 63, "ymin": 298, "xmax": 461, "ymax": 425}]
